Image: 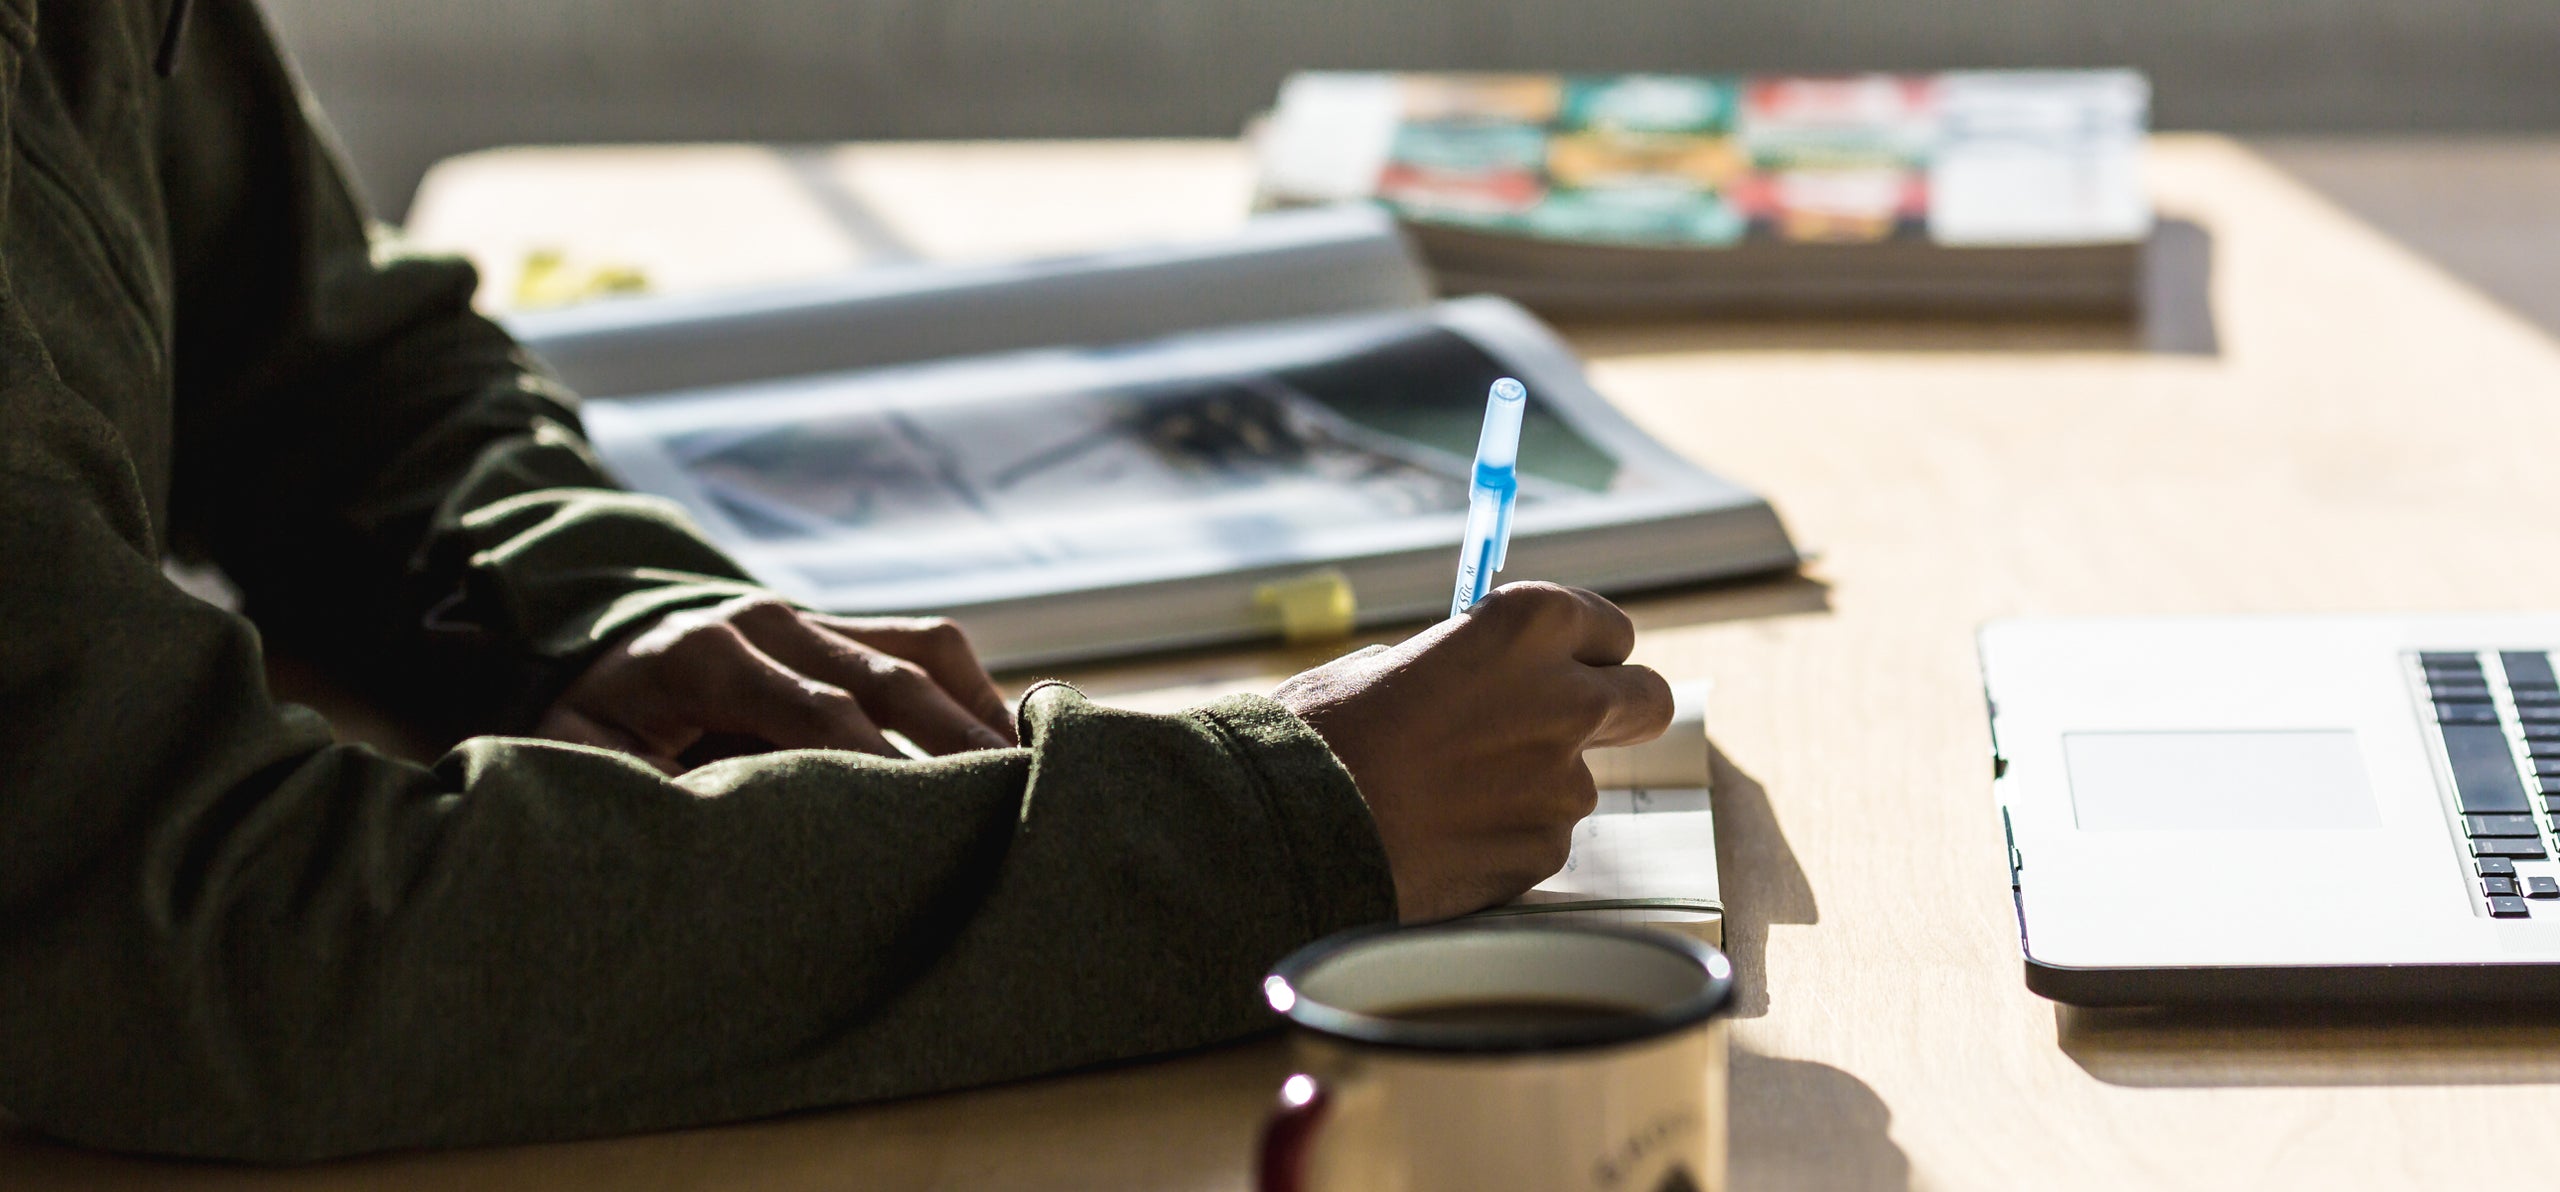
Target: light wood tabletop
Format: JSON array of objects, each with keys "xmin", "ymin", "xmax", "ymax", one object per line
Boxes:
[{"xmin": 13, "ymin": 134, "xmax": 2560, "ymax": 1190}]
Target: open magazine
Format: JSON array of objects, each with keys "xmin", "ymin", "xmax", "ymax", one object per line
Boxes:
[{"xmin": 521, "ymin": 207, "xmax": 1800, "ymax": 668}]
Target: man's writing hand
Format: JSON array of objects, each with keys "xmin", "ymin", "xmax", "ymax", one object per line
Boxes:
[
  {"xmin": 534, "ymin": 595, "xmax": 1018, "ymax": 772},
  {"xmin": 1274, "ymin": 582, "xmax": 1675, "ymax": 923}
]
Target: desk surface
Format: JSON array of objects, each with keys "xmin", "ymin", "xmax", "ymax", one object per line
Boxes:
[{"xmin": 15, "ymin": 135, "xmax": 2560, "ymax": 1190}]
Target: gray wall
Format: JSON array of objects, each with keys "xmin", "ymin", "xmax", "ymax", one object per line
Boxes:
[{"xmin": 259, "ymin": 0, "xmax": 2560, "ymax": 219}]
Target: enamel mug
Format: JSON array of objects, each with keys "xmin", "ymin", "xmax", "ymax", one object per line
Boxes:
[{"xmin": 1257, "ymin": 923, "xmax": 1733, "ymax": 1192}]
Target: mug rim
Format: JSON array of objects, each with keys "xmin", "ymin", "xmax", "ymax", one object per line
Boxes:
[{"xmin": 1265, "ymin": 922, "xmax": 1734, "ymax": 1055}]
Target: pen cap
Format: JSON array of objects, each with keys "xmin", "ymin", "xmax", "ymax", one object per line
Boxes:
[{"xmin": 1473, "ymin": 378, "xmax": 1528, "ymax": 473}]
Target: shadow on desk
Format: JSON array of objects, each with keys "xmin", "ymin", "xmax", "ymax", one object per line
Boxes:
[
  {"xmin": 1562, "ymin": 217, "xmax": 2219, "ymax": 360},
  {"xmin": 1709, "ymin": 745, "xmax": 1815, "ymax": 1022},
  {"xmin": 1732, "ymin": 1047, "xmax": 1912, "ymax": 1192},
  {"xmin": 2060, "ymin": 1002, "xmax": 2560, "ymax": 1087}
]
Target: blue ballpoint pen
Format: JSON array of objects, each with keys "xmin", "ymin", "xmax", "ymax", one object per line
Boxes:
[{"xmin": 1450, "ymin": 377, "xmax": 1528, "ymax": 617}]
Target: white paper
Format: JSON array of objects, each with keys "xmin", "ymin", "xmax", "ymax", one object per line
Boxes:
[
  {"xmin": 1519, "ymin": 794, "xmax": 1720, "ymax": 904},
  {"xmin": 1928, "ymin": 70, "xmax": 2151, "ymax": 246},
  {"xmin": 1256, "ymin": 73, "xmax": 1403, "ymax": 204},
  {"xmin": 1474, "ymin": 680, "xmax": 1722, "ymax": 939}
]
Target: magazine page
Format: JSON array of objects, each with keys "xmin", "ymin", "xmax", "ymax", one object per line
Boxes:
[
  {"xmin": 580, "ymin": 296, "xmax": 1752, "ymax": 616},
  {"xmin": 509, "ymin": 204, "xmax": 1434, "ymax": 400}
]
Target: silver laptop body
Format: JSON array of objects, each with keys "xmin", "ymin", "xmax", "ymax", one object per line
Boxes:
[{"xmin": 1980, "ymin": 613, "xmax": 2560, "ymax": 1004}]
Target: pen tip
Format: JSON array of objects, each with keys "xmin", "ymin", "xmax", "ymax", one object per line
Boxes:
[{"xmin": 1490, "ymin": 377, "xmax": 1526, "ymax": 402}]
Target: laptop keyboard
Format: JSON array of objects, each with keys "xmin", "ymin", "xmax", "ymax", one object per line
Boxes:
[{"xmin": 2420, "ymin": 650, "xmax": 2560, "ymax": 918}]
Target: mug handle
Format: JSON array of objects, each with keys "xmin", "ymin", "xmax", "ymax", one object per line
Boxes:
[{"xmin": 1255, "ymin": 1073, "xmax": 1331, "ymax": 1192}]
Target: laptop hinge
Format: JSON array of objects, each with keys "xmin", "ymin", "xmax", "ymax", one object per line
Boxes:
[{"xmin": 2000, "ymin": 805, "xmax": 2023, "ymax": 890}]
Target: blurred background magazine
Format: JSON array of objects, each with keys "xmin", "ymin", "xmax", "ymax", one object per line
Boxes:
[{"xmin": 1253, "ymin": 70, "xmax": 2151, "ymax": 317}]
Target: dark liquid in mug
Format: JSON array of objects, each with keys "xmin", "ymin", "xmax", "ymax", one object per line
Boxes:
[{"xmin": 1375, "ymin": 998, "xmax": 1643, "ymax": 1028}]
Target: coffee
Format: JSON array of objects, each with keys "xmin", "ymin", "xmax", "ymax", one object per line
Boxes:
[{"xmin": 1376, "ymin": 997, "xmax": 1644, "ymax": 1029}]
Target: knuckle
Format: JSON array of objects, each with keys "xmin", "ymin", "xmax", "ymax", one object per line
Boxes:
[
  {"xmin": 1632, "ymin": 660, "xmax": 1671, "ymax": 693},
  {"xmin": 632, "ymin": 605, "xmax": 714, "ymax": 649},
  {"xmin": 1519, "ymin": 583, "xmax": 1584, "ymax": 629},
  {"xmin": 913, "ymin": 617, "xmax": 974, "ymax": 659},
  {"xmin": 669, "ymin": 621, "xmax": 755, "ymax": 666},
  {"xmin": 867, "ymin": 656, "xmax": 935, "ymax": 691},
  {"xmin": 724, "ymin": 594, "xmax": 800, "ymax": 626},
  {"xmin": 1510, "ymin": 580, "xmax": 1573, "ymax": 604},
  {"xmin": 1472, "ymin": 585, "xmax": 1548, "ymax": 631},
  {"xmin": 870, "ymin": 613, "xmax": 958, "ymax": 638},
  {"xmin": 1595, "ymin": 596, "xmax": 1635, "ymax": 636},
  {"xmin": 801, "ymin": 682, "xmax": 861, "ymax": 716},
  {"xmin": 1634, "ymin": 666, "xmax": 1676, "ymax": 719},
  {"xmin": 1613, "ymin": 657, "xmax": 1662, "ymax": 691}
]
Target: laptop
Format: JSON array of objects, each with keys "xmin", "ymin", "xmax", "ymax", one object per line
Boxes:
[{"xmin": 1980, "ymin": 614, "xmax": 2560, "ymax": 1004}]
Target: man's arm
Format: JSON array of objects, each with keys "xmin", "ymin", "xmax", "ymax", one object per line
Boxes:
[
  {"xmin": 0, "ymin": 2, "xmax": 1664, "ymax": 1163},
  {"xmin": 155, "ymin": 0, "xmax": 767, "ymax": 733},
  {"xmin": 156, "ymin": 1, "xmax": 1018, "ymax": 763},
  {"xmin": 0, "ymin": 464, "xmax": 1392, "ymax": 1158},
  {"xmin": 1, "ymin": 1, "xmax": 1402, "ymax": 1160}
]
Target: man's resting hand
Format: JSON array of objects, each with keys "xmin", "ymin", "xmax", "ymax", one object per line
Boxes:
[
  {"xmin": 1274, "ymin": 582, "xmax": 1676, "ymax": 923},
  {"xmin": 535, "ymin": 595, "xmax": 1018, "ymax": 771}
]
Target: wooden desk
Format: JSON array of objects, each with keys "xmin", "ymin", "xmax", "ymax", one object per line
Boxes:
[{"xmin": 15, "ymin": 135, "xmax": 2560, "ymax": 1189}]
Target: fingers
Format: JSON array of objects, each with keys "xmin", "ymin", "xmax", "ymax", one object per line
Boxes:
[
  {"xmin": 816, "ymin": 614, "xmax": 1018, "ymax": 744},
  {"xmin": 1552, "ymin": 586, "xmax": 1638, "ymax": 667},
  {"xmin": 739, "ymin": 605, "xmax": 1012, "ymax": 754},
  {"xmin": 542, "ymin": 597, "xmax": 1023, "ymax": 770},
  {"xmin": 689, "ymin": 628, "xmax": 904, "ymax": 757},
  {"xmin": 1488, "ymin": 760, "xmax": 1601, "ymax": 838},
  {"xmin": 1401, "ymin": 780, "xmax": 1592, "ymax": 922},
  {"xmin": 851, "ymin": 656, "xmax": 1010, "ymax": 755},
  {"xmin": 1470, "ymin": 582, "xmax": 1637, "ymax": 667},
  {"xmin": 571, "ymin": 607, "xmax": 905, "ymax": 760},
  {"xmin": 1582, "ymin": 663, "xmax": 1677, "ymax": 749}
]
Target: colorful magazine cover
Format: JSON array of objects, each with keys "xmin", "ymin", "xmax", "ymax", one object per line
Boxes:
[{"xmin": 1266, "ymin": 69, "xmax": 2148, "ymax": 250}]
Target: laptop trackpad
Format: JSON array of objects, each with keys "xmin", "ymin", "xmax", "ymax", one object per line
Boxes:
[{"xmin": 2063, "ymin": 730, "xmax": 2381, "ymax": 830}]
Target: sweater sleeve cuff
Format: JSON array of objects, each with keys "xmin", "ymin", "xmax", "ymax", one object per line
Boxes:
[{"xmin": 1186, "ymin": 693, "xmax": 1399, "ymax": 936}]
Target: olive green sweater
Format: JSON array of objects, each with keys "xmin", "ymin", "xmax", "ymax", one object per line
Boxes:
[{"xmin": 0, "ymin": 0, "xmax": 1395, "ymax": 1161}]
